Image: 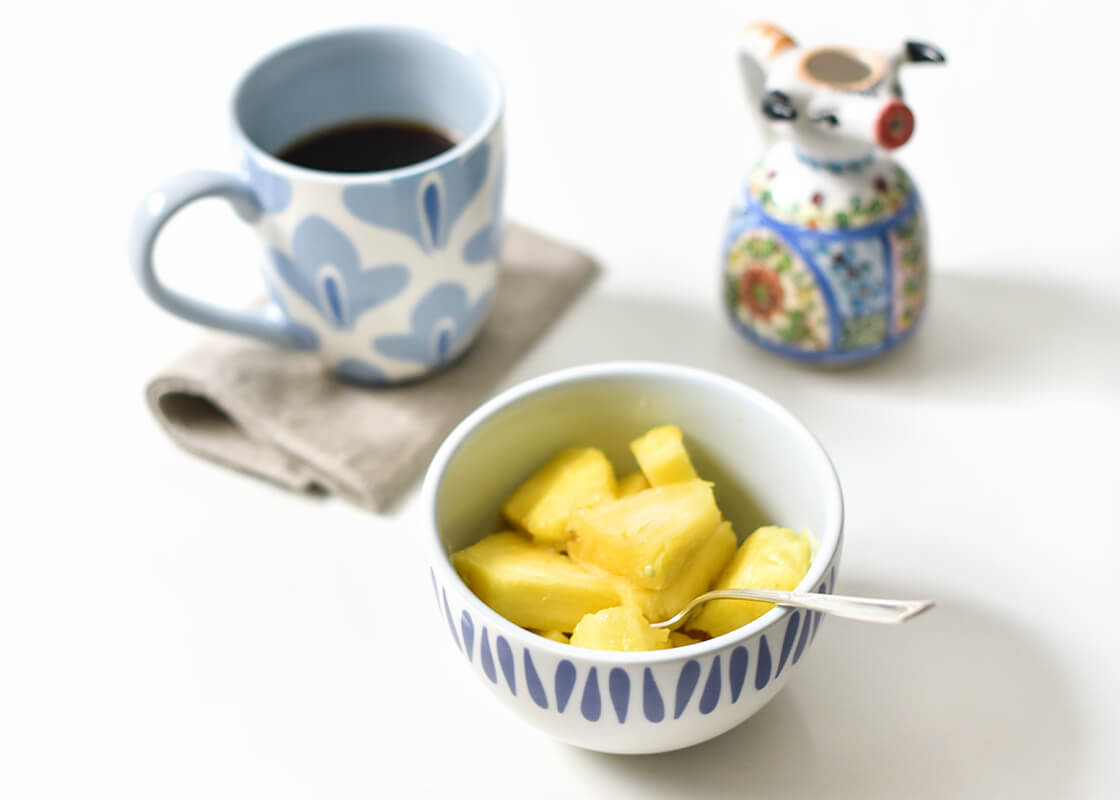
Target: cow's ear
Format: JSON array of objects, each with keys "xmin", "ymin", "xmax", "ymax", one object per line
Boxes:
[
  {"xmin": 905, "ymin": 41, "xmax": 946, "ymax": 63},
  {"xmin": 761, "ymin": 90, "xmax": 798, "ymax": 121}
]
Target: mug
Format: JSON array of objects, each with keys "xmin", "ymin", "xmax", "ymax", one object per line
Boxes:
[{"xmin": 130, "ymin": 27, "xmax": 505, "ymax": 384}]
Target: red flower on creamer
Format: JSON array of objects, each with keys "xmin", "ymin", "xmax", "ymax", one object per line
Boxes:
[{"xmin": 739, "ymin": 266, "xmax": 784, "ymax": 320}]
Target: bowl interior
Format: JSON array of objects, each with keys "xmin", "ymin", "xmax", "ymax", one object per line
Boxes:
[{"xmin": 433, "ymin": 365, "xmax": 841, "ymax": 587}]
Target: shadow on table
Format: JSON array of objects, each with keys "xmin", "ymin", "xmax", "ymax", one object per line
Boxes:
[
  {"xmin": 573, "ymin": 579, "xmax": 1082, "ymax": 798},
  {"xmin": 519, "ymin": 270, "xmax": 1119, "ymax": 406},
  {"xmin": 831, "ymin": 270, "xmax": 1119, "ymax": 399}
]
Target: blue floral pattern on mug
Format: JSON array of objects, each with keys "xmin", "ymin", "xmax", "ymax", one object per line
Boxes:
[
  {"xmin": 461, "ymin": 152, "xmax": 504, "ymax": 265},
  {"xmin": 342, "ymin": 144, "xmax": 491, "ymax": 254},
  {"xmin": 268, "ymin": 215, "xmax": 410, "ymax": 331},
  {"xmin": 263, "ymin": 281, "xmax": 320, "ymax": 349},
  {"xmin": 374, "ymin": 282, "xmax": 491, "ymax": 368},
  {"xmin": 245, "ymin": 157, "xmax": 293, "ymax": 214},
  {"xmin": 333, "ymin": 358, "xmax": 391, "ymax": 385}
]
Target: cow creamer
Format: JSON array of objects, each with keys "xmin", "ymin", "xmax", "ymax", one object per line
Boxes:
[{"xmin": 723, "ymin": 22, "xmax": 945, "ymax": 364}]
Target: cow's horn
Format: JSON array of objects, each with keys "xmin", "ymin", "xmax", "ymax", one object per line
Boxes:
[{"xmin": 742, "ymin": 21, "xmax": 797, "ymax": 62}]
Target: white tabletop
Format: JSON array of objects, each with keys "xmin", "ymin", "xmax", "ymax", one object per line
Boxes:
[{"xmin": 4, "ymin": 1, "xmax": 1118, "ymax": 797}]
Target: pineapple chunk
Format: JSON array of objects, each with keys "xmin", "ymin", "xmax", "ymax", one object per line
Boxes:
[
  {"xmin": 689, "ymin": 526, "xmax": 812, "ymax": 638},
  {"xmin": 535, "ymin": 629, "xmax": 570, "ymax": 644},
  {"xmin": 501, "ymin": 448, "xmax": 617, "ymax": 548},
  {"xmin": 568, "ymin": 481, "xmax": 722, "ymax": 591},
  {"xmin": 617, "ymin": 470, "xmax": 651, "ymax": 497},
  {"xmin": 451, "ymin": 532, "xmax": 621, "ymax": 632},
  {"xmin": 669, "ymin": 631, "xmax": 701, "ymax": 648},
  {"xmin": 569, "ymin": 606, "xmax": 671, "ymax": 652},
  {"xmin": 615, "ymin": 521, "xmax": 737, "ymax": 623},
  {"xmin": 630, "ymin": 425, "xmax": 699, "ymax": 486}
]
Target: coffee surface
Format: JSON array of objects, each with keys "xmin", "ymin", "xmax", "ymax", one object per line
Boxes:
[{"xmin": 276, "ymin": 119, "xmax": 456, "ymax": 173}]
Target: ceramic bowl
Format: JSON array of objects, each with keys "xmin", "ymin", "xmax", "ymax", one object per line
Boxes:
[{"xmin": 421, "ymin": 362, "xmax": 843, "ymax": 754}]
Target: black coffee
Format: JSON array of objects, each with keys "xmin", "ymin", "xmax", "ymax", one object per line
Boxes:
[{"xmin": 276, "ymin": 119, "xmax": 456, "ymax": 173}]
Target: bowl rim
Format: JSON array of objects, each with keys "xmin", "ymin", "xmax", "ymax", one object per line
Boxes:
[{"xmin": 421, "ymin": 360, "xmax": 845, "ymax": 664}]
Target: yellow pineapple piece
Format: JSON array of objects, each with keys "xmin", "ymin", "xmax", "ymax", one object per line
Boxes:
[
  {"xmin": 689, "ymin": 526, "xmax": 812, "ymax": 638},
  {"xmin": 568, "ymin": 480, "xmax": 722, "ymax": 591},
  {"xmin": 451, "ymin": 532, "xmax": 621, "ymax": 632},
  {"xmin": 535, "ymin": 629, "xmax": 570, "ymax": 644},
  {"xmin": 569, "ymin": 606, "xmax": 671, "ymax": 652},
  {"xmin": 630, "ymin": 425, "xmax": 699, "ymax": 486},
  {"xmin": 669, "ymin": 631, "xmax": 701, "ymax": 647},
  {"xmin": 617, "ymin": 470, "xmax": 651, "ymax": 497},
  {"xmin": 615, "ymin": 521, "xmax": 737, "ymax": 623},
  {"xmin": 501, "ymin": 448, "xmax": 617, "ymax": 548}
]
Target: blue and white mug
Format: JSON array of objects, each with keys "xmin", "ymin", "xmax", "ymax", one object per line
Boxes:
[{"xmin": 130, "ymin": 27, "xmax": 504, "ymax": 384}]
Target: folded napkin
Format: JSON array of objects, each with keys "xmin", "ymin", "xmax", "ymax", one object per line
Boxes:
[{"xmin": 146, "ymin": 224, "xmax": 598, "ymax": 511}]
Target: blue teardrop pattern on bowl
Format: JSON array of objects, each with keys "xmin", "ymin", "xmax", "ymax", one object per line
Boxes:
[
  {"xmin": 441, "ymin": 589, "xmax": 461, "ymax": 652},
  {"xmin": 555, "ymin": 660, "xmax": 576, "ymax": 713},
  {"xmin": 608, "ymin": 668, "xmax": 630, "ymax": 723},
  {"xmin": 480, "ymin": 628, "xmax": 497, "ymax": 684},
  {"xmin": 460, "ymin": 611, "xmax": 475, "ymax": 663},
  {"xmin": 429, "ymin": 568, "xmax": 440, "ymax": 611},
  {"xmin": 812, "ymin": 579, "xmax": 829, "ymax": 640},
  {"xmin": 451, "ymin": 567, "xmax": 842, "ymax": 722},
  {"xmin": 793, "ymin": 608, "xmax": 813, "ymax": 665},
  {"xmin": 642, "ymin": 668, "xmax": 665, "ymax": 722},
  {"xmin": 463, "ymin": 637, "xmax": 821, "ymax": 722},
  {"xmin": 496, "ymin": 636, "xmax": 516, "ymax": 695},
  {"xmin": 729, "ymin": 646, "xmax": 749, "ymax": 703},
  {"xmin": 775, "ymin": 612, "xmax": 800, "ymax": 679},
  {"xmin": 523, "ymin": 650, "xmax": 548, "ymax": 709},
  {"xmin": 581, "ymin": 667, "xmax": 602, "ymax": 721},
  {"xmin": 755, "ymin": 635, "xmax": 773, "ymax": 691},
  {"xmin": 674, "ymin": 660, "xmax": 701, "ymax": 719},
  {"xmin": 699, "ymin": 656, "xmax": 722, "ymax": 714}
]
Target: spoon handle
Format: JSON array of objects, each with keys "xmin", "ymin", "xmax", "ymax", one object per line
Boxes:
[{"xmin": 656, "ymin": 589, "xmax": 935, "ymax": 628}]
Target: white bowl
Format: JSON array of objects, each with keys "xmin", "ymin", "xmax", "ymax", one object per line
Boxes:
[{"xmin": 421, "ymin": 362, "xmax": 843, "ymax": 754}]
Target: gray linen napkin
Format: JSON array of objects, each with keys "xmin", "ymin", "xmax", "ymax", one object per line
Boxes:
[{"xmin": 146, "ymin": 223, "xmax": 598, "ymax": 510}]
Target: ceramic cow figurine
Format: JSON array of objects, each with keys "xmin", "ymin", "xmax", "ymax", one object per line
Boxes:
[{"xmin": 722, "ymin": 22, "xmax": 945, "ymax": 364}]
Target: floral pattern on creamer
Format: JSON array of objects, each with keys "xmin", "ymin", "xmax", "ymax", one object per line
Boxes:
[
  {"xmin": 803, "ymin": 238, "xmax": 888, "ymax": 319},
  {"xmin": 840, "ymin": 312, "xmax": 889, "ymax": 350},
  {"xmin": 889, "ymin": 206, "xmax": 927, "ymax": 334},
  {"xmin": 724, "ymin": 230, "xmax": 830, "ymax": 351},
  {"xmin": 749, "ymin": 163, "xmax": 912, "ymax": 230}
]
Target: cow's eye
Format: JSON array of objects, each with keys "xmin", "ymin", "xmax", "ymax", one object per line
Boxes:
[{"xmin": 809, "ymin": 111, "xmax": 840, "ymax": 127}]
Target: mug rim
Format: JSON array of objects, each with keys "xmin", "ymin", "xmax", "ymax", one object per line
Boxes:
[
  {"xmin": 229, "ymin": 24, "xmax": 504, "ymax": 185},
  {"xmin": 422, "ymin": 360, "xmax": 845, "ymax": 664}
]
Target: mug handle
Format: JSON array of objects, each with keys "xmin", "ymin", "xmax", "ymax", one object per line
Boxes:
[{"xmin": 129, "ymin": 170, "xmax": 312, "ymax": 348}]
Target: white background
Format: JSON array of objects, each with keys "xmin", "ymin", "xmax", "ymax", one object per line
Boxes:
[{"xmin": 3, "ymin": 1, "xmax": 1118, "ymax": 797}]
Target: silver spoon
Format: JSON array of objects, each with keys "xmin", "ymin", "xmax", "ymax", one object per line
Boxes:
[{"xmin": 651, "ymin": 588, "xmax": 935, "ymax": 629}]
